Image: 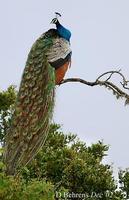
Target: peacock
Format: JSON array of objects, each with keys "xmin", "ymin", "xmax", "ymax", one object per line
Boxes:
[{"xmin": 4, "ymin": 13, "xmax": 72, "ymax": 175}]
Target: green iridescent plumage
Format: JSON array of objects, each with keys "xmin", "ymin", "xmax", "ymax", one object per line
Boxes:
[{"xmin": 4, "ymin": 30, "xmax": 57, "ymax": 175}]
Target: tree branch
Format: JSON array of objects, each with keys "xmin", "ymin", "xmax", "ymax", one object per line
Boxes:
[{"xmin": 60, "ymin": 70, "xmax": 129, "ymax": 105}]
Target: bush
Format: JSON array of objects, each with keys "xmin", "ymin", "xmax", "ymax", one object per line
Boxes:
[{"xmin": 0, "ymin": 172, "xmax": 55, "ymax": 200}]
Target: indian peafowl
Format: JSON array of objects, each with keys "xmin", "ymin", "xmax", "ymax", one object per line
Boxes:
[{"xmin": 4, "ymin": 13, "xmax": 72, "ymax": 175}]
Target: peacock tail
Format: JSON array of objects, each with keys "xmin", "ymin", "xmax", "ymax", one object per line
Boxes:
[{"xmin": 4, "ymin": 29, "xmax": 59, "ymax": 175}]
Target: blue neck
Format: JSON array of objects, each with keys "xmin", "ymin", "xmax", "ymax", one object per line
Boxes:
[{"xmin": 56, "ymin": 23, "xmax": 71, "ymax": 42}]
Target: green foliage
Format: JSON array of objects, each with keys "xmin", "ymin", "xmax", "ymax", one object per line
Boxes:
[
  {"xmin": 119, "ymin": 168, "xmax": 129, "ymax": 198},
  {"xmin": 0, "ymin": 85, "xmax": 16, "ymax": 111},
  {"xmin": 0, "ymin": 173, "xmax": 55, "ymax": 200},
  {"xmin": 0, "ymin": 86, "xmax": 128, "ymax": 199},
  {"xmin": 22, "ymin": 125, "xmax": 123, "ymax": 199},
  {"xmin": 0, "ymin": 86, "xmax": 16, "ymax": 144}
]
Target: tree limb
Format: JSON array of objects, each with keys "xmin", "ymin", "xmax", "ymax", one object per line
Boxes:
[{"xmin": 60, "ymin": 70, "xmax": 129, "ymax": 105}]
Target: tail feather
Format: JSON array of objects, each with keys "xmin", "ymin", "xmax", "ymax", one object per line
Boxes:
[{"xmin": 4, "ymin": 32, "xmax": 56, "ymax": 175}]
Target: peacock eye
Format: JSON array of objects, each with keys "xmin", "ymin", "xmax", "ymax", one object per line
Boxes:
[{"xmin": 51, "ymin": 18, "xmax": 57, "ymax": 24}]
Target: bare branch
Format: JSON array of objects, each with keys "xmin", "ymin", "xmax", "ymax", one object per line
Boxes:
[{"xmin": 59, "ymin": 70, "xmax": 129, "ymax": 105}]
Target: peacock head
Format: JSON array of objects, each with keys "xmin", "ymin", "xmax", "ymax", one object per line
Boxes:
[
  {"xmin": 51, "ymin": 12, "xmax": 71, "ymax": 42},
  {"xmin": 50, "ymin": 12, "xmax": 61, "ymax": 24},
  {"xmin": 50, "ymin": 18, "xmax": 58, "ymax": 25}
]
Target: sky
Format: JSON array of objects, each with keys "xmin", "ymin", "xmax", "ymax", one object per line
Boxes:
[{"xmin": 0, "ymin": 0, "xmax": 129, "ymax": 176}]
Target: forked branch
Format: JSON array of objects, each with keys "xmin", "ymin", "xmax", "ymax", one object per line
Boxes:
[{"xmin": 60, "ymin": 70, "xmax": 129, "ymax": 105}]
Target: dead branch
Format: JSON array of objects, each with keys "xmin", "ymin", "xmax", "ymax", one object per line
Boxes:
[{"xmin": 60, "ymin": 70, "xmax": 129, "ymax": 105}]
